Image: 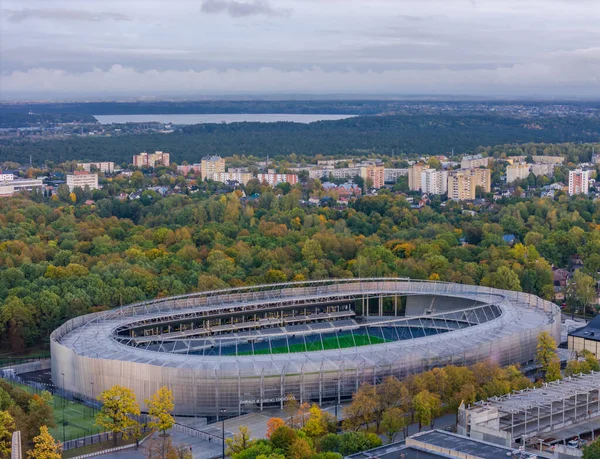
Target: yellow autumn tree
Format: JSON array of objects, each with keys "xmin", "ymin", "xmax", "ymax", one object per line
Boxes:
[
  {"xmin": 96, "ymin": 385, "xmax": 141, "ymax": 446},
  {"xmin": 146, "ymin": 386, "xmax": 175, "ymax": 436},
  {"xmin": 27, "ymin": 426, "xmax": 62, "ymax": 459},
  {"xmin": 0, "ymin": 411, "xmax": 15, "ymax": 458}
]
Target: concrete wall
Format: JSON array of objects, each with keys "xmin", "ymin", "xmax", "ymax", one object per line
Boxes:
[{"xmin": 406, "ymin": 295, "xmax": 483, "ymax": 316}]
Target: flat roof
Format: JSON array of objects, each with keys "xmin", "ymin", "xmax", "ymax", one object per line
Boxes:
[
  {"xmin": 411, "ymin": 430, "xmax": 537, "ymax": 459},
  {"xmin": 347, "ymin": 430, "xmax": 538, "ymax": 459}
]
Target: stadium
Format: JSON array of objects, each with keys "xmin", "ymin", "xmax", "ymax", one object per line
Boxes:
[{"xmin": 51, "ymin": 279, "xmax": 560, "ymax": 417}]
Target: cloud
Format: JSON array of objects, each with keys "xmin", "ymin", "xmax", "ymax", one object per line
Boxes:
[
  {"xmin": 200, "ymin": 0, "xmax": 291, "ymax": 17},
  {"xmin": 5, "ymin": 8, "xmax": 131, "ymax": 23},
  {"xmin": 1, "ymin": 53, "xmax": 598, "ymax": 99}
]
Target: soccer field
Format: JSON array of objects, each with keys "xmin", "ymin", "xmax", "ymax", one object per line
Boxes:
[
  {"xmin": 5, "ymin": 381, "xmax": 102, "ymax": 441},
  {"xmin": 238, "ymin": 333, "xmax": 389, "ymax": 355},
  {"xmin": 49, "ymin": 395, "xmax": 101, "ymax": 442}
]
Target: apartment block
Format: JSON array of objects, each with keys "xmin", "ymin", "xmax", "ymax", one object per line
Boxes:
[
  {"xmin": 77, "ymin": 162, "xmax": 115, "ymax": 174},
  {"xmin": 530, "ymin": 163, "xmax": 556, "ymax": 177},
  {"xmin": 506, "ymin": 163, "xmax": 530, "ymax": 183},
  {"xmin": 307, "ymin": 167, "xmax": 361, "ymax": 180},
  {"xmin": 201, "ymin": 156, "xmax": 225, "ymax": 181},
  {"xmin": 256, "ymin": 173, "xmax": 298, "ymax": 186},
  {"xmin": 360, "ymin": 165, "xmax": 385, "ymax": 189},
  {"xmin": 384, "ymin": 168, "xmax": 408, "ymax": 183},
  {"xmin": 176, "ymin": 164, "xmax": 202, "ymax": 176},
  {"xmin": 568, "ymin": 169, "xmax": 590, "ymax": 195},
  {"xmin": 470, "ymin": 168, "xmax": 492, "ymax": 192},
  {"xmin": 133, "ymin": 151, "xmax": 170, "ymax": 168},
  {"xmin": 532, "ymin": 155, "xmax": 564, "ymax": 165},
  {"xmin": 408, "ymin": 164, "xmax": 429, "ymax": 191},
  {"xmin": 66, "ymin": 172, "xmax": 99, "ymax": 191},
  {"xmin": 447, "ymin": 171, "xmax": 476, "ymax": 200},
  {"xmin": 212, "ymin": 172, "xmax": 253, "ymax": 186},
  {"xmin": 461, "ymin": 154, "xmax": 490, "ymax": 169},
  {"xmin": 420, "ymin": 169, "xmax": 448, "ymax": 195}
]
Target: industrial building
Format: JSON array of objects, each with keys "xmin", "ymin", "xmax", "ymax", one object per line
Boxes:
[
  {"xmin": 51, "ymin": 279, "xmax": 559, "ymax": 417},
  {"xmin": 458, "ymin": 372, "xmax": 600, "ymax": 449}
]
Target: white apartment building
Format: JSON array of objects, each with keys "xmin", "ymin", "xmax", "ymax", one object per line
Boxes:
[
  {"xmin": 420, "ymin": 169, "xmax": 448, "ymax": 195},
  {"xmin": 568, "ymin": 169, "xmax": 590, "ymax": 196},
  {"xmin": 308, "ymin": 168, "xmax": 361, "ymax": 180},
  {"xmin": 212, "ymin": 172, "xmax": 253, "ymax": 186},
  {"xmin": 77, "ymin": 162, "xmax": 115, "ymax": 174},
  {"xmin": 532, "ymin": 155, "xmax": 564, "ymax": 165},
  {"xmin": 256, "ymin": 173, "xmax": 299, "ymax": 186},
  {"xmin": 384, "ymin": 168, "xmax": 408, "ymax": 183},
  {"xmin": 0, "ymin": 179, "xmax": 44, "ymax": 197},
  {"xmin": 530, "ymin": 163, "xmax": 556, "ymax": 177},
  {"xmin": 506, "ymin": 163, "xmax": 530, "ymax": 183},
  {"xmin": 66, "ymin": 172, "xmax": 99, "ymax": 191},
  {"xmin": 461, "ymin": 155, "xmax": 490, "ymax": 169}
]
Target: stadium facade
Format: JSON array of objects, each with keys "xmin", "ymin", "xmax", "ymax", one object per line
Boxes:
[{"xmin": 51, "ymin": 279, "xmax": 560, "ymax": 417}]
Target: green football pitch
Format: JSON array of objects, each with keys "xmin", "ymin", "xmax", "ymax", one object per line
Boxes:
[
  {"xmin": 237, "ymin": 333, "xmax": 389, "ymax": 355},
  {"xmin": 7, "ymin": 381, "xmax": 102, "ymax": 441}
]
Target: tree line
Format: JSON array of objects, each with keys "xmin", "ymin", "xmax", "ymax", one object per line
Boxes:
[{"xmin": 0, "ymin": 172, "xmax": 599, "ymax": 352}]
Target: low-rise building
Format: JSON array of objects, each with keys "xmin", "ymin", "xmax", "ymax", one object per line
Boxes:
[
  {"xmin": 66, "ymin": 172, "xmax": 99, "ymax": 191},
  {"xmin": 0, "ymin": 171, "xmax": 15, "ymax": 181},
  {"xmin": 0, "ymin": 178, "xmax": 44, "ymax": 196},
  {"xmin": 77, "ymin": 162, "xmax": 115, "ymax": 173},
  {"xmin": 568, "ymin": 315, "xmax": 600, "ymax": 358}
]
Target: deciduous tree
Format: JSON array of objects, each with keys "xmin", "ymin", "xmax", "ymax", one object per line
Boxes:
[
  {"xmin": 27, "ymin": 425, "xmax": 61, "ymax": 459},
  {"xmin": 96, "ymin": 385, "xmax": 141, "ymax": 446}
]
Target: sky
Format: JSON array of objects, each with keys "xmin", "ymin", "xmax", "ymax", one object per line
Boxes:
[{"xmin": 1, "ymin": 0, "xmax": 599, "ymax": 100}]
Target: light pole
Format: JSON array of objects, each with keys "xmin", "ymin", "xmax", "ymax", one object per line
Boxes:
[
  {"xmin": 61, "ymin": 373, "xmax": 66, "ymax": 443},
  {"xmin": 220, "ymin": 409, "xmax": 227, "ymax": 459},
  {"xmin": 90, "ymin": 381, "xmax": 95, "ymax": 417}
]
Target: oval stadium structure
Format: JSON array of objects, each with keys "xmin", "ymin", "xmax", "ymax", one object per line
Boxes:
[{"xmin": 51, "ymin": 279, "xmax": 560, "ymax": 416}]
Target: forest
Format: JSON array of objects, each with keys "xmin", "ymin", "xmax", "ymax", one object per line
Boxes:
[
  {"xmin": 0, "ymin": 172, "xmax": 598, "ymax": 353},
  {"xmin": 2, "ymin": 113, "xmax": 600, "ymax": 165}
]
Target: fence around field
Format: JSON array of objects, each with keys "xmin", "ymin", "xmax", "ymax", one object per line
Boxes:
[{"xmin": 1, "ymin": 373, "xmax": 151, "ymax": 451}]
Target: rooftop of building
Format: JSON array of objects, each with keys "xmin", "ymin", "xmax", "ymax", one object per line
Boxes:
[
  {"xmin": 568, "ymin": 314, "xmax": 600, "ymax": 342},
  {"xmin": 346, "ymin": 430, "xmax": 537, "ymax": 459}
]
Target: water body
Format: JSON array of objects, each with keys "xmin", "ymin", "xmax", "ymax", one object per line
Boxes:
[{"xmin": 94, "ymin": 113, "xmax": 356, "ymax": 125}]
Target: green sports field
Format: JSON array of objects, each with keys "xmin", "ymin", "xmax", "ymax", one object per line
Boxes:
[
  {"xmin": 237, "ymin": 333, "xmax": 389, "ymax": 355},
  {"xmin": 6, "ymin": 381, "xmax": 103, "ymax": 442}
]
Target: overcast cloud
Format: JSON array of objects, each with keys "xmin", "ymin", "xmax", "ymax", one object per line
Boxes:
[{"xmin": 1, "ymin": 0, "xmax": 599, "ymax": 99}]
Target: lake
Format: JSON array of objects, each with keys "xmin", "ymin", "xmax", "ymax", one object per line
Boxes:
[{"xmin": 94, "ymin": 114, "xmax": 356, "ymax": 125}]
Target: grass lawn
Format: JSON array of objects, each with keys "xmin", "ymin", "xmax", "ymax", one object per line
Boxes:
[
  {"xmin": 238, "ymin": 334, "xmax": 389, "ymax": 355},
  {"xmin": 5, "ymin": 380, "xmax": 101, "ymax": 442}
]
